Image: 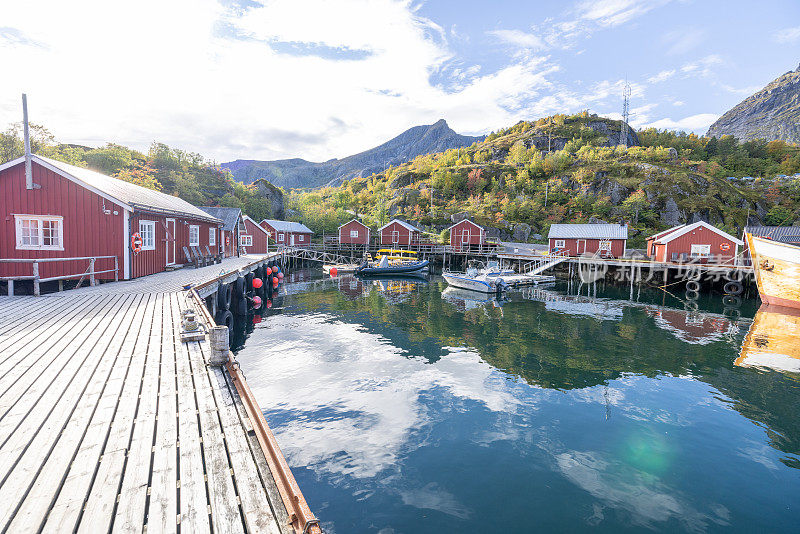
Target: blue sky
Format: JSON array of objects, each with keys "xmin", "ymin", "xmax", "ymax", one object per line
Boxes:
[{"xmin": 0, "ymin": 0, "xmax": 798, "ymax": 162}]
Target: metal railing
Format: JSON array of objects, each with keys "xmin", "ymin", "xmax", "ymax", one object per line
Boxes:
[{"xmin": 0, "ymin": 255, "xmax": 119, "ymax": 296}]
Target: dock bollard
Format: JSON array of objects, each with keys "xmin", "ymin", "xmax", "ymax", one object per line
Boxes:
[{"xmin": 209, "ymin": 326, "xmax": 230, "ymax": 366}]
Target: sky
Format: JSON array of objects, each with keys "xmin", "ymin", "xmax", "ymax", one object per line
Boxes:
[{"xmin": 0, "ymin": 0, "xmax": 798, "ymax": 163}]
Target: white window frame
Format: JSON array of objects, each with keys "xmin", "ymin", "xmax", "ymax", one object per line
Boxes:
[
  {"xmin": 139, "ymin": 220, "xmax": 156, "ymax": 251},
  {"xmin": 298, "ymin": 234, "xmax": 304, "ymax": 242},
  {"xmin": 462, "ymin": 230, "xmax": 470, "ymax": 244},
  {"xmin": 278, "ymin": 233, "xmax": 284, "ymax": 242},
  {"xmin": 15, "ymin": 214, "xmax": 64, "ymax": 251},
  {"xmin": 189, "ymin": 225, "xmax": 200, "ymax": 247},
  {"xmin": 554, "ymin": 239, "xmax": 565, "ymax": 248},
  {"xmin": 392, "ymin": 230, "xmax": 400, "ymax": 243},
  {"xmin": 240, "ymin": 234, "xmax": 253, "ymax": 247},
  {"xmin": 691, "ymin": 244, "xmax": 711, "ymax": 257},
  {"xmin": 598, "ymin": 240, "xmax": 612, "ymax": 251},
  {"xmin": 209, "ymin": 227, "xmax": 216, "ymax": 247},
  {"xmin": 350, "ymin": 229, "xmax": 359, "ymax": 238}
]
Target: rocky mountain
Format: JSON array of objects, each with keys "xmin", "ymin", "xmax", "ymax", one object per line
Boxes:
[
  {"xmin": 222, "ymin": 119, "xmax": 484, "ymax": 189},
  {"xmin": 707, "ymin": 64, "xmax": 800, "ymax": 143}
]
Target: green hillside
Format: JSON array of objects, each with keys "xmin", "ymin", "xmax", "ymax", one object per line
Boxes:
[{"xmin": 287, "ymin": 113, "xmax": 800, "ymax": 247}]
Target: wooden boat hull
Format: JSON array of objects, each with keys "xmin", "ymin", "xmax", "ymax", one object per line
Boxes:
[
  {"xmin": 356, "ymin": 260, "xmax": 429, "ymax": 276},
  {"xmin": 442, "ymin": 273, "xmax": 499, "ymax": 293},
  {"xmin": 746, "ymin": 233, "xmax": 800, "ymax": 309},
  {"xmin": 736, "ymin": 304, "xmax": 800, "ymax": 373}
]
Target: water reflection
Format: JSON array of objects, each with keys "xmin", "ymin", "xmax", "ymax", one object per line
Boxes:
[
  {"xmin": 737, "ymin": 305, "xmax": 800, "ymax": 373},
  {"xmin": 230, "ymin": 270, "xmax": 800, "ymax": 533}
]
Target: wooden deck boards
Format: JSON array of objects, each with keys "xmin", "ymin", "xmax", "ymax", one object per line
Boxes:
[{"xmin": 0, "ymin": 258, "xmax": 292, "ymax": 534}]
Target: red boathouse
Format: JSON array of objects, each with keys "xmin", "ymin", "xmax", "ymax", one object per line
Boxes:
[
  {"xmin": 448, "ymin": 219, "xmax": 485, "ymax": 251},
  {"xmin": 338, "ymin": 219, "xmax": 371, "ymax": 245},
  {"xmin": 200, "ymin": 206, "xmax": 243, "ymax": 258},
  {"xmin": 240, "ymin": 215, "xmax": 271, "ymax": 254},
  {"xmin": 259, "ymin": 219, "xmax": 314, "ymax": 248},
  {"xmin": 379, "ymin": 219, "xmax": 422, "ymax": 246},
  {"xmin": 646, "ymin": 221, "xmax": 742, "ymax": 263},
  {"xmin": 0, "ymin": 154, "xmax": 222, "ymax": 288},
  {"xmin": 548, "ymin": 223, "xmax": 628, "ymax": 258}
]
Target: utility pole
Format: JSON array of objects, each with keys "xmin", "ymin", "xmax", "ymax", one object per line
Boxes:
[
  {"xmin": 544, "ymin": 180, "xmax": 548, "ymax": 207},
  {"xmin": 621, "ymin": 81, "xmax": 631, "ymax": 149}
]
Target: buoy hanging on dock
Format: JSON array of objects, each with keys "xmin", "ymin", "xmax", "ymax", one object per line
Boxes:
[
  {"xmin": 266, "ymin": 266, "xmax": 272, "ymax": 276},
  {"xmin": 330, "ymin": 267, "xmax": 338, "ymax": 277},
  {"xmin": 278, "ymin": 272, "xmax": 284, "ymax": 280},
  {"xmin": 252, "ymin": 295, "xmax": 262, "ymax": 308},
  {"xmin": 253, "ymin": 277, "xmax": 263, "ymax": 289}
]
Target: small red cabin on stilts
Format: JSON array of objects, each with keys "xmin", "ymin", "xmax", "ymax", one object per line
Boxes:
[
  {"xmin": 338, "ymin": 219, "xmax": 371, "ymax": 245},
  {"xmin": 240, "ymin": 215, "xmax": 271, "ymax": 254},
  {"xmin": 0, "ymin": 154, "xmax": 222, "ymax": 292},
  {"xmin": 548, "ymin": 223, "xmax": 628, "ymax": 258},
  {"xmin": 448, "ymin": 219, "xmax": 485, "ymax": 251},
  {"xmin": 379, "ymin": 219, "xmax": 422, "ymax": 246},
  {"xmin": 259, "ymin": 219, "xmax": 314, "ymax": 248},
  {"xmin": 646, "ymin": 221, "xmax": 742, "ymax": 263}
]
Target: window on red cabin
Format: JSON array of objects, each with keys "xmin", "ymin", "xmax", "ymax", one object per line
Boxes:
[{"xmin": 15, "ymin": 215, "xmax": 64, "ymax": 251}]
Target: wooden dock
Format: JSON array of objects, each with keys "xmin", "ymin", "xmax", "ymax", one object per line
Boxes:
[{"xmin": 0, "ymin": 255, "xmax": 311, "ymax": 534}]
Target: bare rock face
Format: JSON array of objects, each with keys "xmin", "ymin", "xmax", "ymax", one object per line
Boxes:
[
  {"xmin": 707, "ymin": 64, "xmax": 800, "ymax": 143},
  {"xmin": 513, "ymin": 223, "xmax": 531, "ymax": 242},
  {"xmin": 252, "ymin": 179, "xmax": 284, "ymax": 219}
]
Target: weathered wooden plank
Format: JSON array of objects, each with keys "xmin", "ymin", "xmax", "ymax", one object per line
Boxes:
[
  {"xmin": 209, "ymin": 365, "xmax": 282, "ymax": 534},
  {"xmin": 170, "ymin": 293, "xmax": 210, "ymax": 534},
  {"xmin": 0, "ymin": 294, "xmax": 128, "ymax": 455},
  {"xmin": 112, "ymin": 293, "xmax": 165, "ymax": 533},
  {"xmin": 5, "ymin": 293, "xmax": 145, "ymax": 532},
  {"xmin": 185, "ymin": 340, "xmax": 245, "ymax": 534},
  {"xmin": 146, "ymin": 294, "xmax": 179, "ymax": 533},
  {"xmin": 0, "ymin": 295, "xmax": 103, "ymax": 372},
  {"xmin": 40, "ymin": 293, "xmax": 152, "ymax": 533},
  {"xmin": 73, "ymin": 294, "xmax": 158, "ymax": 534},
  {"xmin": 0, "ymin": 295, "xmax": 136, "ymax": 529}
]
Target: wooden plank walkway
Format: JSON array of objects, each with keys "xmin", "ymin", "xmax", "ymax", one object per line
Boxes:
[{"xmin": 0, "ymin": 258, "xmax": 295, "ymax": 534}]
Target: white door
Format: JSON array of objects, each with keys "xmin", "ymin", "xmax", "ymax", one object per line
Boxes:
[
  {"xmin": 577, "ymin": 239, "xmax": 586, "ymax": 254},
  {"xmin": 392, "ymin": 230, "xmax": 400, "ymax": 245},
  {"xmin": 165, "ymin": 218, "xmax": 176, "ymax": 265},
  {"xmin": 290, "ymin": 234, "xmax": 295, "ymax": 246},
  {"xmin": 462, "ymin": 230, "xmax": 470, "ymax": 244}
]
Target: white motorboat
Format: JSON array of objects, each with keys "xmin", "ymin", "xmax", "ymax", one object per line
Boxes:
[{"xmin": 443, "ymin": 261, "xmax": 510, "ymax": 293}]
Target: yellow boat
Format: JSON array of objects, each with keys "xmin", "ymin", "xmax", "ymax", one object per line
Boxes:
[
  {"xmin": 375, "ymin": 249, "xmax": 418, "ymax": 264},
  {"xmin": 746, "ymin": 233, "xmax": 800, "ymax": 309}
]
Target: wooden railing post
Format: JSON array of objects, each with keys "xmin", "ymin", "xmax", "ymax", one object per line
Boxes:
[
  {"xmin": 89, "ymin": 258, "xmax": 96, "ymax": 287},
  {"xmin": 32, "ymin": 261, "xmax": 40, "ymax": 296},
  {"xmin": 114, "ymin": 256, "xmax": 119, "ymax": 281}
]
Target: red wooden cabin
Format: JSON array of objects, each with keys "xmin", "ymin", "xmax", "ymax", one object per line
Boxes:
[
  {"xmin": 448, "ymin": 219, "xmax": 485, "ymax": 251},
  {"xmin": 548, "ymin": 223, "xmax": 628, "ymax": 258},
  {"xmin": 379, "ymin": 219, "xmax": 422, "ymax": 246},
  {"xmin": 0, "ymin": 155, "xmax": 221, "ymax": 288},
  {"xmin": 259, "ymin": 219, "xmax": 313, "ymax": 248},
  {"xmin": 338, "ymin": 219, "xmax": 371, "ymax": 245},
  {"xmin": 200, "ymin": 206, "xmax": 242, "ymax": 258},
  {"xmin": 240, "ymin": 215, "xmax": 271, "ymax": 254},
  {"xmin": 646, "ymin": 221, "xmax": 742, "ymax": 263}
]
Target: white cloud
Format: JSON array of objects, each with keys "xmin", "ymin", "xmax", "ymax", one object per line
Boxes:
[
  {"xmin": 0, "ymin": 0, "xmax": 556, "ymax": 162},
  {"xmin": 661, "ymin": 27, "xmax": 705, "ymax": 56},
  {"xmin": 680, "ymin": 54, "xmax": 723, "ymax": 77},
  {"xmin": 487, "ymin": 29, "xmax": 546, "ymax": 50},
  {"xmin": 645, "ymin": 113, "xmax": 720, "ymax": 132},
  {"xmin": 577, "ymin": 0, "xmax": 672, "ymax": 27},
  {"xmin": 774, "ymin": 25, "xmax": 800, "ymax": 44},
  {"xmin": 648, "ymin": 70, "xmax": 676, "ymax": 83}
]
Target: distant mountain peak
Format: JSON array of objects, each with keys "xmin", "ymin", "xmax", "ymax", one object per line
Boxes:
[
  {"xmin": 222, "ymin": 121, "xmax": 484, "ymax": 189},
  {"xmin": 706, "ymin": 65, "xmax": 800, "ymax": 144}
]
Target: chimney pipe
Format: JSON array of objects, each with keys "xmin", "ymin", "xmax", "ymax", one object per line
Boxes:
[{"xmin": 22, "ymin": 94, "xmax": 33, "ymax": 190}]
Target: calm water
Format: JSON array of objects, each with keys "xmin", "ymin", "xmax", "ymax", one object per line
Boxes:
[{"xmin": 232, "ymin": 270, "xmax": 800, "ymax": 533}]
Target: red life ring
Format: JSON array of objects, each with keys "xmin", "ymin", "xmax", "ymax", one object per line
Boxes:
[
  {"xmin": 131, "ymin": 232, "xmax": 143, "ymax": 253},
  {"xmin": 720, "ymin": 242, "xmax": 731, "ymax": 251}
]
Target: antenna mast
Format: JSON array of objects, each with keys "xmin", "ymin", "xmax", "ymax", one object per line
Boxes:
[{"xmin": 620, "ymin": 81, "xmax": 631, "ymax": 149}]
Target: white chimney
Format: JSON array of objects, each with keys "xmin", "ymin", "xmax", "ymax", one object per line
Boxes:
[{"xmin": 22, "ymin": 94, "xmax": 33, "ymax": 190}]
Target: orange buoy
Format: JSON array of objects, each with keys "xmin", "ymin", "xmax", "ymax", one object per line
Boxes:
[
  {"xmin": 266, "ymin": 266, "xmax": 273, "ymax": 275},
  {"xmin": 253, "ymin": 277, "xmax": 263, "ymax": 289},
  {"xmin": 330, "ymin": 267, "xmax": 338, "ymax": 276}
]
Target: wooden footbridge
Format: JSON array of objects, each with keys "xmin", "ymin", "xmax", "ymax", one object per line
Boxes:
[{"xmin": 0, "ymin": 255, "xmax": 320, "ymax": 534}]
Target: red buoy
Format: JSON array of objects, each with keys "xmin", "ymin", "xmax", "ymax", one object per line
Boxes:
[
  {"xmin": 252, "ymin": 295, "xmax": 262, "ymax": 307},
  {"xmin": 266, "ymin": 299, "xmax": 272, "ymax": 308},
  {"xmin": 253, "ymin": 315, "xmax": 262, "ymax": 324},
  {"xmin": 330, "ymin": 267, "xmax": 338, "ymax": 277},
  {"xmin": 266, "ymin": 267, "xmax": 273, "ymax": 275},
  {"xmin": 273, "ymin": 277, "xmax": 279, "ymax": 287},
  {"xmin": 252, "ymin": 277, "xmax": 263, "ymax": 289},
  {"xmin": 278, "ymin": 272, "xmax": 284, "ymax": 280}
]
